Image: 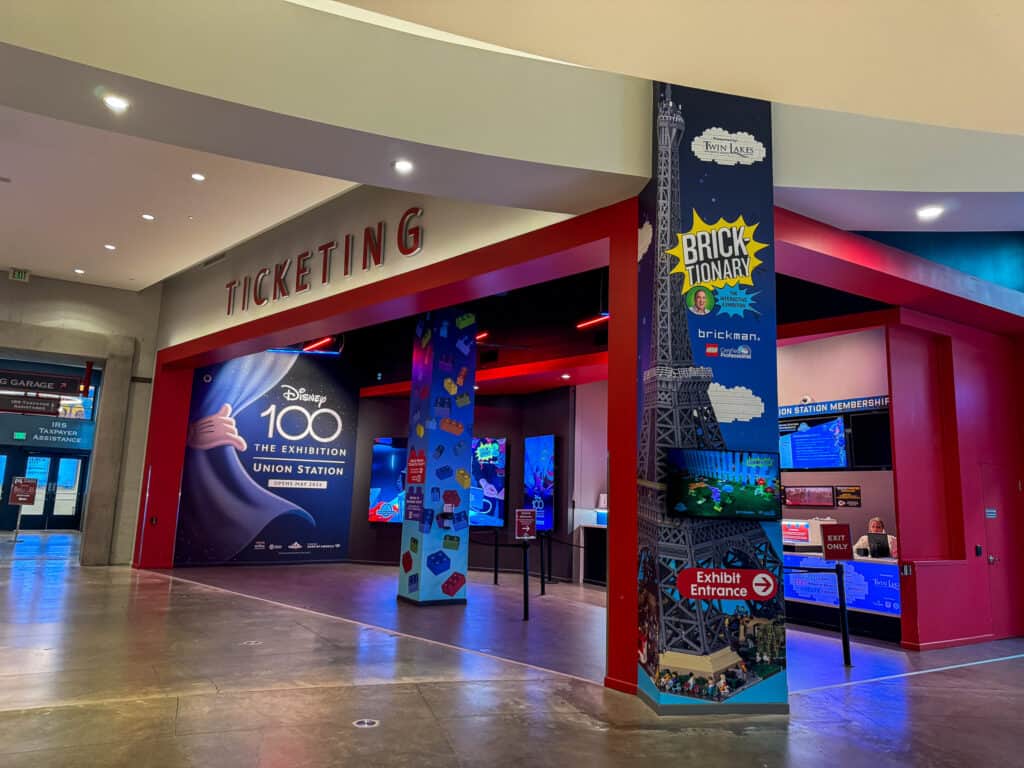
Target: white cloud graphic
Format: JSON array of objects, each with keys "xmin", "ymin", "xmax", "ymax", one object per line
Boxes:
[
  {"xmin": 637, "ymin": 221, "xmax": 653, "ymax": 262},
  {"xmin": 691, "ymin": 127, "xmax": 766, "ymax": 166},
  {"xmin": 708, "ymin": 382, "xmax": 764, "ymax": 423}
]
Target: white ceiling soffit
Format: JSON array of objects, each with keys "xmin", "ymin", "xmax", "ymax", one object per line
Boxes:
[
  {"xmin": 0, "ymin": 1, "xmax": 650, "ymax": 215},
  {"xmin": 774, "ymin": 188, "xmax": 1024, "ymax": 233},
  {"xmin": 0, "ymin": 105, "xmax": 354, "ymax": 290},
  {"xmin": 339, "ymin": 0, "xmax": 1024, "ymax": 137}
]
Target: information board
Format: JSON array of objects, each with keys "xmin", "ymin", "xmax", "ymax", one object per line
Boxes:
[{"xmin": 783, "ymin": 553, "xmax": 901, "ymax": 616}]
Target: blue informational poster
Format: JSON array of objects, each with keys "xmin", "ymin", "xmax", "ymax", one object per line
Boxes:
[
  {"xmin": 470, "ymin": 437, "xmax": 506, "ymax": 527},
  {"xmin": 523, "ymin": 434, "xmax": 555, "ymax": 531},
  {"xmin": 636, "ymin": 82, "xmax": 786, "ymax": 711},
  {"xmin": 783, "ymin": 554, "xmax": 901, "ymax": 616},
  {"xmin": 175, "ymin": 350, "xmax": 359, "ymax": 564}
]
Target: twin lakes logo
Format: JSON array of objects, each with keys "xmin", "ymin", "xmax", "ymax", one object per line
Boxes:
[
  {"xmin": 691, "ymin": 127, "xmax": 766, "ymax": 166},
  {"xmin": 667, "ymin": 210, "xmax": 768, "ymax": 294},
  {"xmin": 280, "ymin": 384, "xmax": 328, "ymax": 407}
]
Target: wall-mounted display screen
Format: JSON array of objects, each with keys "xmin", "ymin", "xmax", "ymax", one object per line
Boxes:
[
  {"xmin": 368, "ymin": 437, "xmax": 407, "ymax": 523},
  {"xmin": 470, "ymin": 437, "xmax": 506, "ymax": 527},
  {"xmin": 782, "ymin": 485, "xmax": 835, "ymax": 508},
  {"xmin": 779, "ymin": 416, "xmax": 847, "ymax": 469},
  {"xmin": 666, "ymin": 449, "xmax": 781, "ymax": 520},
  {"xmin": 523, "ymin": 434, "xmax": 555, "ymax": 531}
]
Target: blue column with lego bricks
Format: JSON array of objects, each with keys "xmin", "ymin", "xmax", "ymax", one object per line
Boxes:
[{"xmin": 397, "ymin": 309, "xmax": 477, "ymax": 604}]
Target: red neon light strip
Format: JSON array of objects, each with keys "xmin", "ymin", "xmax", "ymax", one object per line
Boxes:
[
  {"xmin": 302, "ymin": 336, "xmax": 334, "ymax": 352},
  {"xmin": 576, "ymin": 314, "xmax": 610, "ymax": 329},
  {"xmin": 475, "ymin": 331, "xmax": 490, "ymax": 341}
]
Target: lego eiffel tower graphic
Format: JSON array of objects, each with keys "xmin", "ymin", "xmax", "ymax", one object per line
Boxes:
[{"xmin": 637, "ymin": 86, "xmax": 728, "ymax": 677}]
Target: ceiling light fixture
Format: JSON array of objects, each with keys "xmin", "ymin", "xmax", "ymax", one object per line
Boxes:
[
  {"xmin": 473, "ymin": 385, "xmax": 480, "ymax": 391},
  {"xmin": 191, "ymin": 172, "xmax": 206, "ymax": 182},
  {"xmin": 576, "ymin": 314, "xmax": 610, "ymax": 330},
  {"xmin": 141, "ymin": 213, "xmax": 155, "ymax": 221},
  {"xmin": 916, "ymin": 204, "xmax": 944, "ymax": 222},
  {"xmin": 102, "ymin": 94, "xmax": 130, "ymax": 114},
  {"xmin": 104, "ymin": 244, "xmax": 116, "ymax": 251},
  {"xmin": 74, "ymin": 268, "xmax": 85, "ymax": 275},
  {"xmin": 475, "ymin": 331, "xmax": 490, "ymax": 341},
  {"xmin": 393, "ymin": 159, "xmax": 414, "ymax": 175},
  {"xmin": 561, "ymin": 373, "xmax": 572, "ymax": 380}
]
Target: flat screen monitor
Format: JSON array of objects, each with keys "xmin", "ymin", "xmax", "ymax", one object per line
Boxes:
[
  {"xmin": 779, "ymin": 416, "xmax": 847, "ymax": 470},
  {"xmin": 470, "ymin": 437, "xmax": 507, "ymax": 527},
  {"xmin": 368, "ymin": 437, "xmax": 407, "ymax": 523},
  {"xmin": 782, "ymin": 485, "xmax": 835, "ymax": 508},
  {"xmin": 523, "ymin": 434, "xmax": 556, "ymax": 531},
  {"xmin": 868, "ymin": 532, "xmax": 892, "ymax": 559},
  {"xmin": 666, "ymin": 449, "xmax": 781, "ymax": 520}
]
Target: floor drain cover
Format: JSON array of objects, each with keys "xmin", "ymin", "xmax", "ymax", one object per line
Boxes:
[{"xmin": 352, "ymin": 719, "xmax": 380, "ymax": 729}]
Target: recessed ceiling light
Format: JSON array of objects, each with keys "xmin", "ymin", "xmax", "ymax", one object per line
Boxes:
[
  {"xmin": 104, "ymin": 244, "xmax": 116, "ymax": 251},
  {"xmin": 102, "ymin": 94, "xmax": 130, "ymax": 114},
  {"xmin": 473, "ymin": 385, "xmax": 479, "ymax": 391},
  {"xmin": 916, "ymin": 204, "xmax": 944, "ymax": 222},
  {"xmin": 191, "ymin": 172, "xmax": 206, "ymax": 182},
  {"xmin": 561, "ymin": 373, "xmax": 572, "ymax": 380},
  {"xmin": 141, "ymin": 213, "xmax": 155, "ymax": 221},
  {"xmin": 392, "ymin": 159, "xmax": 414, "ymax": 175},
  {"xmin": 74, "ymin": 268, "xmax": 85, "ymax": 275}
]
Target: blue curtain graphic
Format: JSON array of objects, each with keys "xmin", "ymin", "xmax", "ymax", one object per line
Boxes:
[{"xmin": 176, "ymin": 352, "xmax": 314, "ymax": 564}]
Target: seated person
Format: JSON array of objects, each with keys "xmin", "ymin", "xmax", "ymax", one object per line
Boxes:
[{"xmin": 854, "ymin": 517, "xmax": 898, "ymax": 559}]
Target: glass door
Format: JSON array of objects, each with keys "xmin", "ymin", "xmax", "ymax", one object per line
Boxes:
[
  {"xmin": 0, "ymin": 452, "xmax": 16, "ymax": 530},
  {"xmin": 16, "ymin": 453, "xmax": 88, "ymax": 531}
]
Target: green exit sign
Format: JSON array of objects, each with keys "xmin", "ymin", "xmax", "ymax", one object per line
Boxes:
[
  {"xmin": 8, "ymin": 268, "xmax": 30, "ymax": 282},
  {"xmin": 13, "ymin": 431, "xmax": 26, "ymax": 441}
]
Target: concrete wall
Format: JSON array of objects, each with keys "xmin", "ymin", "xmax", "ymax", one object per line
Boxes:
[{"xmin": 0, "ymin": 273, "xmax": 162, "ymax": 564}]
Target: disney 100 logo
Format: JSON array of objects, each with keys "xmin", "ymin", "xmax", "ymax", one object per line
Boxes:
[{"xmin": 259, "ymin": 385, "xmax": 341, "ymax": 442}]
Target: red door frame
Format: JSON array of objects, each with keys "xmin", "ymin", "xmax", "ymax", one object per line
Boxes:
[{"xmin": 132, "ymin": 197, "xmax": 641, "ymax": 695}]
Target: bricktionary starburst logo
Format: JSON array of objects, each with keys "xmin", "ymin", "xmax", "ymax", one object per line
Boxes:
[{"xmin": 667, "ymin": 210, "xmax": 767, "ymax": 293}]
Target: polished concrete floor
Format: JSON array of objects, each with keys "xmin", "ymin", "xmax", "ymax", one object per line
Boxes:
[{"xmin": 2, "ymin": 533, "xmax": 1023, "ymax": 767}]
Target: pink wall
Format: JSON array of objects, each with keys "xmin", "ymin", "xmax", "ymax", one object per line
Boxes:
[
  {"xmin": 888, "ymin": 312, "xmax": 1024, "ymax": 648},
  {"xmin": 781, "ymin": 469, "xmax": 895, "ymax": 538},
  {"xmin": 574, "ymin": 380, "xmax": 608, "ymax": 511},
  {"xmin": 778, "ymin": 327, "xmax": 887, "ymax": 405}
]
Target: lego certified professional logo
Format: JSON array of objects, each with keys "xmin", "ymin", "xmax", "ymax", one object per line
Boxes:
[{"xmin": 691, "ymin": 127, "xmax": 766, "ymax": 166}]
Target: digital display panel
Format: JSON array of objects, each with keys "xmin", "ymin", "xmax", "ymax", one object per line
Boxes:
[
  {"xmin": 368, "ymin": 437, "xmax": 407, "ymax": 523},
  {"xmin": 783, "ymin": 553, "xmax": 901, "ymax": 616},
  {"xmin": 666, "ymin": 449, "xmax": 781, "ymax": 520},
  {"xmin": 523, "ymin": 434, "xmax": 555, "ymax": 531},
  {"xmin": 779, "ymin": 416, "xmax": 847, "ymax": 469},
  {"xmin": 470, "ymin": 437, "xmax": 506, "ymax": 527},
  {"xmin": 782, "ymin": 486, "xmax": 835, "ymax": 508}
]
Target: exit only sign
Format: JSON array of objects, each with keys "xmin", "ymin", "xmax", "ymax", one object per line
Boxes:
[{"xmin": 8, "ymin": 268, "xmax": 30, "ymax": 282}]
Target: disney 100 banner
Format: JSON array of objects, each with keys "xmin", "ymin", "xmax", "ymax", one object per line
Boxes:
[{"xmin": 175, "ymin": 350, "xmax": 359, "ymax": 565}]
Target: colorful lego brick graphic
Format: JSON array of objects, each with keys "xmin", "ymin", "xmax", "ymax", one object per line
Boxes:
[
  {"xmin": 443, "ymin": 534, "xmax": 461, "ymax": 551},
  {"xmin": 456, "ymin": 367, "xmax": 468, "ymax": 387},
  {"xmin": 443, "ymin": 378, "xmax": 458, "ymax": 395},
  {"xmin": 409, "ymin": 537, "xmax": 419, "ymax": 554},
  {"xmin": 426, "ymin": 550, "xmax": 451, "ymax": 575},
  {"xmin": 452, "ymin": 510, "xmax": 469, "ymax": 531},
  {"xmin": 436, "ymin": 465, "xmax": 453, "ymax": 481},
  {"xmin": 439, "ymin": 418, "xmax": 464, "ymax": 436},
  {"xmin": 420, "ymin": 328, "xmax": 432, "ymax": 348},
  {"xmin": 407, "ymin": 573, "xmax": 419, "ymax": 593},
  {"xmin": 441, "ymin": 572, "xmax": 466, "ymax": 596},
  {"xmin": 401, "ymin": 550, "xmax": 413, "ymax": 572},
  {"xmin": 455, "ymin": 393, "xmax": 471, "ymax": 408},
  {"xmin": 456, "ymin": 468, "xmax": 472, "ymax": 489},
  {"xmin": 443, "ymin": 489, "xmax": 462, "ymax": 506},
  {"xmin": 433, "ymin": 397, "xmax": 452, "ymax": 419},
  {"xmin": 455, "ymin": 313, "xmax": 475, "ymax": 330},
  {"xmin": 455, "ymin": 336, "xmax": 472, "ymax": 356},
  {"xmin": 438, "ymin": 352, "xmax": 454, "ymax": 372},
  {"xmin": 418, "ymin": 508, "xmax": 434, "ymax": 534}
]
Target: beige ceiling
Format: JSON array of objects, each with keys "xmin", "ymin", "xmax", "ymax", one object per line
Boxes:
[
  {"xmin": 340, "ymin": 0, "xmax": 1024, "ymax": 137},
  {"xmin": 0, "ymin": 106, "xmax": 354, "ymax": 290}
]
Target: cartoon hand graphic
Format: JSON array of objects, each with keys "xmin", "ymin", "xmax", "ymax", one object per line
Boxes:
[{"xmin": 187, "ymin": 404, "xmax": 247, "ymax": 452}]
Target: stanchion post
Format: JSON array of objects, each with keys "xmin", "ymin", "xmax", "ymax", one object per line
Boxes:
[
  {"xmin": 522, "ymin": 541, "xmax": 530, "ymax": 621},
  {"xmin": 546, "ymin": 533, "xmax": 554, "ymax": 584},
  {"xmin": 493, "ymin": 529, "xmax": 500, "ymax": 585},
  {"xmin": 539, "ymin": 533, "xmax": 547, "ymax": 596},
  {"xmin": 835, "ymin": 562, "xmax": 852, "ymax": 667}
]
